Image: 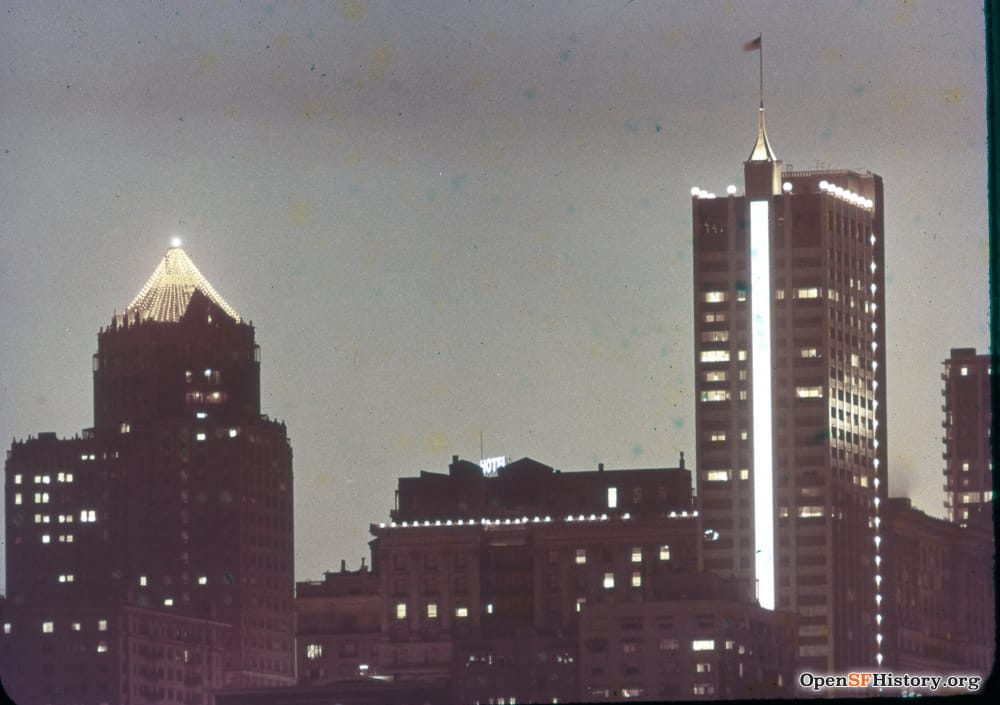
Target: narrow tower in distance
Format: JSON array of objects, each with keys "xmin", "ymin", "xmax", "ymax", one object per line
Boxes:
[{"xmin": 941, "ymin": 347, "xmax": 992, "ymax": 526}]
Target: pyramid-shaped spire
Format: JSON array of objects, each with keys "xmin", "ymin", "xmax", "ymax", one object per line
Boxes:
[
  {"xmin": 747, "ymin": 107, "xmax": 777, "ymax": 162},
  {"xmin": 126, "ymin": 245, "xmax": 241, "ymax": 323}
]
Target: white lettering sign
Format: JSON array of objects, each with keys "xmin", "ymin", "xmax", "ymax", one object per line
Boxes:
[{"xmin": 479, "ymin": 456, "xmax": 507, "ymax": 476}]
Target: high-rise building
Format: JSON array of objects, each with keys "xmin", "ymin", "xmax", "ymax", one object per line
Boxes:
[
  {"xmin": 941, "ymin": 347, "xmax": 992, "ymax": 526},
  {"xmin": 691, "ymin": 105, "xmax": 887, "ymax": 673},
  {"xmin": 2, "ymin": 245, "xmax": 295, "ymax": 704}
]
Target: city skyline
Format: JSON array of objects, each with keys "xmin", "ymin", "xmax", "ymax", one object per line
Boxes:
[{"xmin": 0, "ymin": 1, "xmax": 989, "ymax": 589}]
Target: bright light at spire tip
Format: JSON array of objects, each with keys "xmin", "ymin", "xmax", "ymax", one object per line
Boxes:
[{"xmin": 170, "ymin": 237, "xmax": 182, "ymax": 248}]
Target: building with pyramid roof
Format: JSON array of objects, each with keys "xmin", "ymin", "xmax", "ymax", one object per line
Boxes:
[{"xmin": 2, "ymin": 245, "xmax": 295, "ymax": 703}]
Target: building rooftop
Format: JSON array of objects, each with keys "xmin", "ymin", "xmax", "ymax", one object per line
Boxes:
[{"xmin": 126, "ymin": 245, "xmax": 241, "ymax": 323}]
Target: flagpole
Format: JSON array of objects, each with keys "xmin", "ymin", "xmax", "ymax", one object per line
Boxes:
[{"xmin": 759, "ymin": 34, "xmax": 764, "ymax": 108}]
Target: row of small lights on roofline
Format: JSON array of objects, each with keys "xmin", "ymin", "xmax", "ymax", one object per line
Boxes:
[
  {"xmin": 690, "ymin": 181, "xmax": 873, "ymax": 209},
  {"xmin": 377, "ymin": 510, "xmax": 699, "ymax": 529},
  {"xmin": 819, "ymin": 180, "xmax": 874, "ymax": 209}
]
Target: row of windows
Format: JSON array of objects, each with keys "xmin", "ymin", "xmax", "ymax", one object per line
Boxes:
[
  {"xmin": 704, "ymin": 470, "xmax": 751, "ymax": 482},
  {"xmin": 11, "ymin": 472, "xmax": 74, "ymax": 485},
  {"xmin": 702, "ymin": 287, "xmax": 821, "ymax": 303},
  {"xmin": 575, "ymin": 546, "xmax": 671, "ymax": 564},
  {"xmin": 11, "ymin": 618, "xmax": 110, "ymax": 635}
]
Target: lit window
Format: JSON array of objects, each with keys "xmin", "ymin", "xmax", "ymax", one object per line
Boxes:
[
  {"xmin": 700, "ymin": 350, "xmax": 730, "ymax": 363},
  {"xmin": 486, "ymin": 603, "xmax": 494, "ymax": 614},
  {"xmin": 120, "ymin": 422, "xmax": 131, "ymax": 434},
  {"xmin": 738, "ymin": 390, "xmax": 748, "ymax": 400},
  {"xmin": 704, "ymin": 312, "xmax": 727, "ymax": 323},
  {"xmin": 80, "ymin": 510, "xmax": 97, "ymax": 523},
  {"xmin": 97, "ymin": 619, "xmax": 107, "ymax": 632},
  {"xmin": 455, "ymin": 607, "xmax": 469, "ymax": 618},
  {"xmin": 693, "ymin": 684, "xmax": 715, "ymax": 695},
  {"xmin": 709, "ymin": 432, "xmax": 726, "ymax": 442},
  {"xmin": 705, "ymin": 371, "xmax": 727, "ymax": 382},
  {"xmin": 96, "ymin": 641, "xmax": 108, "ymax": 653},
  {"xmin": 962, "ymin": 462, "xmax": 970, "ymax": 472},
  {"xmin": 700, "ymin": 330, "xmax": 729, "ymax": 342},
  {"xmin": 703, "ymin": 291, "xmax": 727, "ymax": 303},
  {"xmin": 306, "ymin": 644, "xmax": 323, "ymax": 659},
  {"xmin": 739, "ymin": 469, "xmax": 750, "ymax": 480},
  {"xmin": 631, "ymin": 571, "xmax": 642, "ymax": 587},
  {"xmin": 198, "ymin": 576, "xmax": 207, "ymax": 585},
  {"xmin": 427, "ymin": 603, "xmax": 438, "ymax": 619},
  {"xmin": 738, "ymin": 350, "xmax": 747, "ymax": 361},
  {"xmin": 576, "ymin": 598, "xmax": 586, "ymax": 613},
  {"xmin": 196, "ymin": 411, "xmax": 208, "ymax": 419},
  {"xmin": 736, "ymin": 288, "xmax": 747, "ymax": 302},
  {"xmin": 2, "ymin": 623, "xmax": 10, "ymax": 634},
  {"xmin": 395, "ymin": 602, "xmax": 407, "ymax": 620},
  {"xmin": 775, "ymin": 289, "xmax": 785, "ymax": 300},
  {"xmin": 607, "ymin": 487, "xmax": 618, "ymax": 509},
  {"xmin": 659, "ymin": 545, "xmax": 671, "ymax": 561},
  {"xmin": 692, "ymin": 639, "xmax": 715, "ymax": 651},
  {"xmin": 40, "ymin": 475, "xmax": 50, "ymax": 484},
  {"xmin": 700, "ymin": 390, "xmax": 730, "ymax": 402},
  {"xmin": 58, "ymin": 534, "xmax": 74, "ymax": 543},
  {"xmin": 851, "ymin": 353, "xmax": 860, "ymax": 367},
  {"xmin": 705, "ymin": 470, "xmax": 731, "ymax": 482},
  {"xmin": 139, "ymin": 576, "xmax": 147, "ymax": 586},
  {"xmin": 163, "ymin": 598, "xmax": 174, "ymax": 607},
  {"xmin": 58, "ymin": 574, "xmax": 74, "ymax": 583},
  {"xmin": 71, "ymin": 622, "xmax": 81, "ymax": 632},
  {"xmin": 195, "ymin": 432, "xmax": 206, "ymax": 442},
  {"xmin": 42, "ymin": 621, "xmax": 54, "ymax": 634},
  {"xmin": 603, "ymin": 572, "xmax": 615, "ymax": 589},
  {"xmin": 796, "ymin": 386, "xmax": 824, "ymax": 398},
  {"xmin": 14, "ymin": 493, "xmax": 21, "ymax": 505},
  {"xmin": 795, "ymin": 287, "xmax": 820, "ymax": 299},
  {"xmin": 228, "ymin": 428, "xmax": 239, "ymax": 438},
  {"xmin": 13, "ymin": 474, "xmax": 22, "ymax": 485},
  {"xmin": 798, "ymin": 506, "xmax": 825, "ymax": 518},
  {"xmin": 960, "ymin": 366, "xmax": 968, "ymax": 376},
  {"xmin": 696, "ymin": 662, "xmax": 712, "ymax": 673},
  {"xmin": 41, "ymin": 534, "xmax": 51, "ymax": 544},
  {"xmin": 34, "ymin": 492, "xmax": 49, "ymax": 504},
  {"xmin": 631, "ymin": 547, "xmax": 642, "ymax": 563},
  {"xmin": 575, "ymin": 549, "xmax": 587, "ymax": 565},
  {"xmin": 725, "ymin": 640, "xmax": 735, "ymax": 650}
]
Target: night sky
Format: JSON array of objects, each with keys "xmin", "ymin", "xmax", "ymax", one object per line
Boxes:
[{"xmin": 0, "ymin": 1, "xmax": 988, "ymax": 588}]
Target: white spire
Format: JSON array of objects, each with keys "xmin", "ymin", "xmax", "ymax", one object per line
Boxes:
[{"xmin": 747, "ymin": 107, "xmax": 777, "ymax": 162}]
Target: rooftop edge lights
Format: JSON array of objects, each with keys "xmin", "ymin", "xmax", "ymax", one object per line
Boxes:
[{"xmin": 127, "ymin": 247, "xmax": 241, "ymax": 323}]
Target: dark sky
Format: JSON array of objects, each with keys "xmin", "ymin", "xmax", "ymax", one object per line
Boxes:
[{"xmin": 0, "ymin": 1, "xmax": 988, "ymax": 587}]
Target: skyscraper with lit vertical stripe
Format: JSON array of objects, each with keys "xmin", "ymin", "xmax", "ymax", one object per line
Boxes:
[{"xmin": 691, "ymin": 106, "xmax": 887, "ymax": 673}]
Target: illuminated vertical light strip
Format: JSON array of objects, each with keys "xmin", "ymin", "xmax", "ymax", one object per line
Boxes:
[
  {"xmin": 870, "ymin": 232, "xmax": 884, "ymax": 668},
  {"xmin": 750, "ymin": 200, "xmax": 775, "ymax": 610}
]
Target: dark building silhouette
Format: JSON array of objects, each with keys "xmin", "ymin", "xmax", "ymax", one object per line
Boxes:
[
  {"xmin": 941, "ymin": 347, "xmax": 992, "ymax": 526},
  {"xmin": 293, "ymin": 456, "xmax": 795, "ymax": 703},
  {"xmin": 691, "ymin": 106, "xmax": 887, "ymax": 673},
  {"xmin": 2, "ymin": 245, "xmax": 295, "ymax": 704},
  {"xmin": 882, "ymin": 498, "xmax": 994, "ymax": 682}
]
